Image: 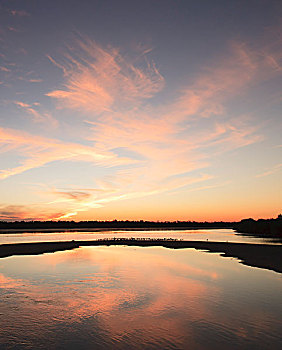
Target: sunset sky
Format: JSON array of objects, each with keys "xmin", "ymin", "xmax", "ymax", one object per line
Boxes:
[{"xmin": 0, "ymin": 0, "xmax": 281, "ymax": 221}]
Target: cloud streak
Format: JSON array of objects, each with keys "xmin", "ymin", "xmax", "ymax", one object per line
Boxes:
[
  {"xmin": 14, "ymin": 101, "xmax": 58, "ymax": 126},
  {"xmin": 0, "ymin": 127, "xmax": 132, "ymax": 180},
  {"xmin": 256, "ymin": 163, "xmax": 282, "ymax": 178},
  {"xmin": 9, "ymin": 9, "xmax": 30, "ymax": 17},
  {"xmin": 0, "ymin": 204, "xmax": 64, "ymax": 221},
  {"xmin": 47, "ymin": 37, "xmax": 164, "ymax": 114},
  {"xmin": 2, "ymin": 28, "xmax": 281, "ymax": 220}
]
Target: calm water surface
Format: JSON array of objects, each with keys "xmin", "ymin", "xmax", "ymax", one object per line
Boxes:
[
  {"xmin": 0, "ymin": 228, "xmax": 280, "ymax": 244},
  {"xmin": 0, "ymin": 246, "xmax": 281, "ymax": 349}
]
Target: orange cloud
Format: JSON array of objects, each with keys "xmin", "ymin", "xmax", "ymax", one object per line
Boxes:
[
  {"xmin": 39, "ymin": 38, "xmax": 279, "ymax": 218},
  {"xmin": 47, "ymin": 173, "xmax": 214, "ymax": 220},
  {"xmin": 49, "ymin": 190, "xmax": 92, "ymax": 201},
  {"xmin": 0, "ymin": 127, "xmax": 131, "ymax": 180},
  {"xmin": 2, "ymin": 30, "xmax": 280, "ymax": 220},
  {"xmin": 47, "ymin": 37, "xmax": 164, "ymax": 114},
  {"xmin": 14, "ymin": 101, "xmax": 58, "ymax": 127},
  {"xmin": 0, "ymin": 204, "xmax": 65, "ymax": 221}
]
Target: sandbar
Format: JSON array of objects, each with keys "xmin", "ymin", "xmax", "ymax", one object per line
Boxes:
[{"xmin": 0, "ymin": 239, "xmax": 281, "ymax": 274}]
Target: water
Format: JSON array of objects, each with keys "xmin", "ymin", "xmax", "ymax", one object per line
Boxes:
[
  {"xmin": 0, "ymin": 245, "xmax": 281, "ymax": 349},
  {"xmin": 0, "ymin": 228, "xmax": 280, "ymax": 245}
]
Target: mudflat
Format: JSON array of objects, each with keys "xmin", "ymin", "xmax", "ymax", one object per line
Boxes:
[{"xmin": 0, "ymin": 239, "xmax": 281, "ymax": 274}]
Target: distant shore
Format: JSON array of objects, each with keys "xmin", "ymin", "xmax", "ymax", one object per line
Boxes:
[
  {"xmin": 0, "ymin": 238, "xmax": 281, "ymax": 274},
  {"xmin": 0, "ymin": 220, "xmax": 234, "ymax": 231},
  {"xmin": 0, "ymin": 226, "xmax": 233, "ymax": 234},
  {"xmin": 1, "ymin": 217, "xmax": 281, "ymax": 237}
]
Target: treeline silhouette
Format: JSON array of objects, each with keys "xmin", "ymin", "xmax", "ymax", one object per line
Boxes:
[
  {"xmin": 0, "ymin": 220, "xmax": 234, "ymax": 230},
  {"xmin": 234, "ymin": 215, "xmax": 282, "ymax": 237},
  {"xmin": 1, "ymin": 217, "xmax": 281, "ymax": 236}
]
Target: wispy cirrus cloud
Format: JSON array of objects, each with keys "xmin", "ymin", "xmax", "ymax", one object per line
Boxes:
[
  {"xmin": 49, "ymin": 190, "xmax": 92, "ymax": 202},
  {"xmin": 0, "ymin": 127, "xmax": 133, "ymax": 180},
  {"xmin": 14, "ymin": 101, "xmax": 58, "ymax": 126},
  {"xmin": 167, "ymin": 42, "xmax": 257, "ymax": 122},
  {"xmin": 255, "ymin": 163, "xmax": 282, "ymax": 178},
  {"xmin": 0, "ymin": 204, "xmax": 64, "ymax": 221},
  {"xmin": 41, "ymin": 36, "xmax": 282, "ymax": 218},
  {"xmin": 2, "ymin": 27, "xmax": 281, "ymax": 220},
  {"xmin": 33, "ymin": 169, "xmax": 215, "ymax": 220},
  {"xmin": 0, "ymin": 66, "xmax": 11, "ymax": 72},
  {"xmin": 78, "ymin": 38, "xmax": 269, "ymax": 158},
  {"xmin": 9, "ymin": 9, "xmax": 30, "ymax": 17},
  {"xmin": 164, "ymin": 38, "xmax": 282, "ymax": 124},
  {"xmin": 46, "ymin": 188, "xmax": 115, "ymax": 204},
  {"xmin": 47, "ymin": 37, "xmax": 164, "ymax": 114},
  {"xmin": 46, "ymin": 172, "xmax": 215, "ymax": 220}
]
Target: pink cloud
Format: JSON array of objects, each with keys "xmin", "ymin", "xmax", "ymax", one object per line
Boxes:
[
  {"xmin": 47, "ymin": 38, "xmax": 164, "ymax": 114},
  {"xmin": 40, "ymin": 38, "xmax": 276, "ymax": 218},
  {"xmin": 47, "ymin": 172, "xmax": 214, "ymax": 220},
  {"xmin": 0, "ymin": 66, "xmax": 11, "ymax": 72},
  {"xmin": 28, "ymin": 79, "xmax": 43, "ymax": 83},
  {"xmin": 8, "ymin": 26, "xmax": 19, "ymax": 32},
  {"xmin": 0, "ymin": 204, "xmax": 65, "ymax": 221},
  {"xmin": 255, "ymin": 163, "xmax": 282, "ymax": 178},
  {"xmin": 10, "ymin": 9, "xmax": 30, "ymax": 17},
  {"xmin": 0, "ymin": 127, "xmax": 131, "ymax": 180},
  {"xmin": 2, "ymin": 30, "xmax": 280, "ymax": 220},
  {"xmin": 14, "ymin": 101, "xmax": 58, "ymax": 126}
]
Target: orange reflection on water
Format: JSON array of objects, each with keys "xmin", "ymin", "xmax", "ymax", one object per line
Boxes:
[
  {"xmin": 0, "ymin": 247, "xmax": 217, "ymax": 347},
  {"xmin": 0, "ymin": 272, "xmax": 23, "ymax": 288},
  {"xmin": 0, "ymin": 246, "xmax": 281, "ymax": 349}
]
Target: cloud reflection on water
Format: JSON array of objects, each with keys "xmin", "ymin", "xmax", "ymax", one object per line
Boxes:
[{"xmin": 0, "ymin": 246, "xmax": 281, "ymax": 349}]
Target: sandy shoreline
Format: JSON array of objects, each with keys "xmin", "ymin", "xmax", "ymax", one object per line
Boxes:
[{"xmin": 0, "ymin": 239, "xmax": 281, "ymax": 274}]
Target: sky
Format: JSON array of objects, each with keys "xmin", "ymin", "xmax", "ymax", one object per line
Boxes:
[{"xmin": 0, "ymin": 0, "xmax": 281, "ymax": 222}]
